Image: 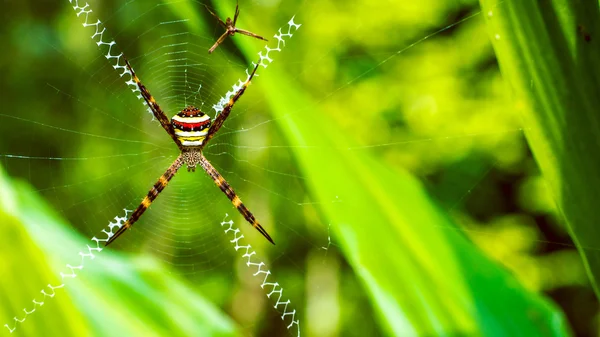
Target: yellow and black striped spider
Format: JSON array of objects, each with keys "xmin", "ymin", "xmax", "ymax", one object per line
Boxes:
[{"xmin": 105, "ymin": 59, "xmax": 274, "ymax": 246}]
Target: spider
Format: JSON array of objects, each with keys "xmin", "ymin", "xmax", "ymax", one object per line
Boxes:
[
  {"xmin": 205, "ymin": 1, "xmax": 268, "ymax": 54},
  {"xmin": 105, "ymin": 59, "xmax": 274, "ymax": 246}
]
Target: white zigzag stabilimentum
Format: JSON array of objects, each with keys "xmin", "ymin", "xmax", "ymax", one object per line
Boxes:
[
  {"xmin": 67, "ymin": 0, "xmax": 155, "ymax": 116},
  {"xmin": 221, "ymin": 215, "xmax": 301, "ymax": 336},
  {"xmin": 4, "ymin": 210, "xmax": 130, "ymax": 334}
]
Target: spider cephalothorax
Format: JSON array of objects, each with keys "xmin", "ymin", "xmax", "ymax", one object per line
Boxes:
[
  {"xmin": 171, "ymin": 106, "xmax": 211, "ymax": 147},
  {"xmin": 182, "ymin": 150, "xmax": 202, "ymax": 172}
]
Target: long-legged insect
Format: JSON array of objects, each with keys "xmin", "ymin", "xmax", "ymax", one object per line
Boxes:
[{"xmin": 205, "ymin": 1, "xmax": 267, "ymax": 54}]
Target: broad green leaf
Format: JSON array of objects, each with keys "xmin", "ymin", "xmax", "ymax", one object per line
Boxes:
[
  {"xmin": 231, "ymin": 28, "xmax": 572, "ymax": 337},
  {"xmin": 479, "ymin": 0, "xmax": 600, "ymax": 298},
  {"xmin": 0, "ymin": 165, "xmax": 239, "ymax": 337}
]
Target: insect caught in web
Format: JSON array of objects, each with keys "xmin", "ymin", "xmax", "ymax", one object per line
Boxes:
[
  {"xmin": 205, "ymin": 1, "xmax": 268, "ymax": 54},
  {"xmin": 105, "ymin": 59, "xmax": 275, "ymax": 246}
]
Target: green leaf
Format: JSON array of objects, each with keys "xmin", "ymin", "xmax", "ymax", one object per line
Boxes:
[
  {"xmin": 479, "ymin": 0, "xmax": 600, "ymax": 298},
  {"xmin": 0, "ymin": 165, "xmax": 239, "ymax": 337},
  {"xmin": 232, "ymin": 27, "xmax": 572, "ymax": 337}
]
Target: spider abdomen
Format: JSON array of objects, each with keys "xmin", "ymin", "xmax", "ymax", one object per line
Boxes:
[{"xmin": 172, "ymin": 106, "xmax": 211, "ymax": 147}]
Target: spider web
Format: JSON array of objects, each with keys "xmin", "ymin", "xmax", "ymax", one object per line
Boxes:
[
  {"xmin": 0, "ymin": 0, "xmax": 594, "ymax": 336},
  {"xmin": 2, "ymin": 0, "xmax": 313, "ymax": 335}
]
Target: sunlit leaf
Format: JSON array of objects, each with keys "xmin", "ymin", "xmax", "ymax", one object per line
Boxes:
[
  {"xmin": 479, "ymin": 0, "xmax": 600, "ymax": 299},
  {"xmin": 233, "ymin": 34, "xmax": 572, "ymax": 337},
  {"xmin": 0, "ymin": 166, "xmax": 239, "ymax": 337}
]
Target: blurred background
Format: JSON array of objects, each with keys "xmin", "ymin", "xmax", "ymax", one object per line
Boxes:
[{"xmin": 0, "ymin": 0, "xmax": 597, "ymax": 336}]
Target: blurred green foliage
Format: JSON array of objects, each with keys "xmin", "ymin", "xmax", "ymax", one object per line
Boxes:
[
  {"xmin": 0, "ymin": 0, "xmax": 598, "ymax": 336},
  {"xmin": 480, "ymin": 0, "xmax": 600, "ymax": 298},
  {"xmin": 254, "ymin": 64, "xmax": 571, "ymax": 336}
]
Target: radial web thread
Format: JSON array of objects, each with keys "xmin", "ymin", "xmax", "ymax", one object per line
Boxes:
[
  {"xmin": 221, "ymin": 215, "xmax": 301, "ymax": 337},
  {"xmin": 3, "ymin": 210, "xmax": 131, "ymax": 334}
]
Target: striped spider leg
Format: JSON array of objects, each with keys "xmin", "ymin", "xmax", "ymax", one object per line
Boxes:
[
  {"xmin": 205, "ymin": 1, "xmax": 268, "ymax": 54},
  {"xmin": 124, "ymin": 60, "xmax": 183, "ymax": 151},
  {"xmin": 106, "ymin": 61, "xmax": 274, "ymax": 246}
]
